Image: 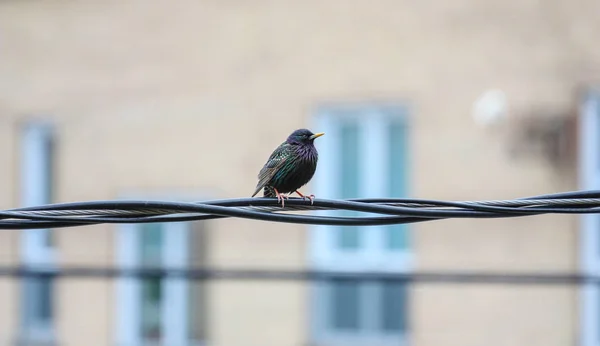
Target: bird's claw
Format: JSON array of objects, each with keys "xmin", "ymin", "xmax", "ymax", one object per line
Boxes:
[
  {"xmin": 276, "ymin": 193, "xmax": 289, "ymax": 208},
  {"xmin": 303, "ymin": 194, "xmax": 316, "ymax": 205},
  {"xmin": 294, "ymin": 190, "xmax": 316, "ymax": 205}
]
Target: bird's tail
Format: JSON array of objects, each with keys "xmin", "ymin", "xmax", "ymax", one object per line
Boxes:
[
  {"xmin": 251, "ymin": 185, "xmax": 276, "ymax": 198},
  {"xmin": 263, "ymin": 186, "xmax": 276, "ymax": 198}
]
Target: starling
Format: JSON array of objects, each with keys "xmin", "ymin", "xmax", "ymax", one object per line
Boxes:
[{"xmin": 251, "ymin": 128, "xmax": 325, "ymax": 207}]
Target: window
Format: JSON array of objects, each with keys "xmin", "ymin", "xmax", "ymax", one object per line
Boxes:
[
  {"xmin": 580, "ymin": 89, "xmax": 600, "ymax": 346},
  {"xmin": 19, "ymin": 121, "xmax": 57, "ymax": 343},
  {"xmin": 115, "ymin": 208, "xmax": 207, "ymax": 346},
  {"xmin": 310, "ymin": 105, "xmax": 412, "ymax": 345}
]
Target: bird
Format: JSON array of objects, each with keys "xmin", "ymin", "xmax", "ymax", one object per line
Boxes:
[{"xmin": 251, "ymin": 128, "xmax": 324, "ymax": 207}]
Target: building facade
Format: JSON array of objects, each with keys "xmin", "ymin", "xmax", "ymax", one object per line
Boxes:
[{"xmin": 0, "ymin": 0, "xmax": 599, "ymax": 345}]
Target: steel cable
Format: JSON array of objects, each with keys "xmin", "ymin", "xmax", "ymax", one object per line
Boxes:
[{"xmin": 0, "ymin": 189, "xmax": 599, "ymax": 230}]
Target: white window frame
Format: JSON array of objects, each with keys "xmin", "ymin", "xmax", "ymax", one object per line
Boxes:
[
  {"xmin": 310, "ymin": 105, "xmax": 412, "ymax": 346},
  {"xmin": 580, "ymin": 88, "xmax": 600, "ymax": 346},
  {"xmin": 115, "ymin": 193, "xmax": 205, "ymax": 346},
  {"xmin": 19, "ymin": 121, "xmax": 57, "ymax": 343}
]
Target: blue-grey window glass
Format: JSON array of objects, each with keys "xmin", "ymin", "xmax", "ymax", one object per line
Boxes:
[
  {"xmin": 21, "ymin": 123, "xmax": 55, "ymax": 334},
  {"xmin": 42, "ymin": 132, "xmax": 55, "ymax": 247},
  {"xmin": 380, "ymin": 282, "xmax": 408, "ymax": 332},
  {"xmin": 337, "ymin": 119, "xmax": 361, "ymax": 249},
  {"xmin": 387, "ymin": 118, "xmax": 409, "ymax": 250},
  {"xmin": 140, "ymin": 223, "xmax": 163, "ymax": 341},
  {"xmin": 330, "ymin": 280, "xmax": 361, "ymax": 330}
]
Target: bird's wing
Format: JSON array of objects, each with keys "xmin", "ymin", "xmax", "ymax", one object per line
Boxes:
[{"xmin": 251, "ymin": 143, "xmax": 290, "ymax": 197}]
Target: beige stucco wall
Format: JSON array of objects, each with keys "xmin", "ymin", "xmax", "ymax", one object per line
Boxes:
[{"xmin": 0, "ymin": 0, "xmax": 598, "ymax": 345}]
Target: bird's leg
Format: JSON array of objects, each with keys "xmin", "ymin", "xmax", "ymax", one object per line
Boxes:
[
  {"xmin": 295, "ymin": 190, "xmax": 316, "ymax": 205},
  {"xmin": 273, "ymin": 188, "xmax": 289, "ymax": 208}
]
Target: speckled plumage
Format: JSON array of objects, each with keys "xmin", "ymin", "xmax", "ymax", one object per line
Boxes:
[{"xmin": 252, "ymin": 129, "xmax": 324, "ymax": 205}]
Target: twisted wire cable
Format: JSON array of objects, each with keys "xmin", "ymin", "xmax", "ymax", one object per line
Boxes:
[{"xmin": 2, "ymin": 190, "xmax": 600, "ymax": 230}]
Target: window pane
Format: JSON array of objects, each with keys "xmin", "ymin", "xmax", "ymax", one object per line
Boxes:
[
  {"xmin": 140, "ymin": 223, "xmax": 163, "ymax": 341},
  {"xmin": 23, "ymin": 277, "xmax": 54, "ymax": 327},
  {"xmin": 380, "ymin": 282, "xmax": 407, "ymax": 332},
  {"xmin": 141, "ymin": 223, "xmax": 163, "ymax": 266},
  {"xmin": 36, "ymin": 278, "xmax": 53, "ymax": 321},
  {"xmin": 597, "ymin": 216, "xmax": 600, "ymax": 258},
  {"xmin": 593, "ymin": 94, "xmax": 600, "ymax": 258},
  {"xmin": 141, "ymin": 278, "xmax": 162, "ymax": 340},
  {"xmin": 387, "ymin": 118, "xmax": 409, "ymax": 250},
  {"xmin": 338, "ymin": 120, "xmax": 361, "ymax": 249},
  {"xmin": 597, "ymin": 93, "xmax": 600, "ymax": 170},
  {"xmin": 330, "ymin": 280, "xmax": 361, "ymax": 330},
  {"xmin": 387, "ymin": 226, "xmax": 408, "ymax": 250},
  {"xmin": 188, "ymin": 222, "xmax": 207, "ymax": 342},
  {"xmin": 42, "ymin": 131, "xmax": 55, "ymax": 247},
  {"xmin": 20, "ymin": 122, "xmax": 56, "ymax": 336}
]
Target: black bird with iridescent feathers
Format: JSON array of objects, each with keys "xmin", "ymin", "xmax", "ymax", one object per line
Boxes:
[{"xmin": 252, "ymin": 129, "xmax": 325, "ymax": 207}]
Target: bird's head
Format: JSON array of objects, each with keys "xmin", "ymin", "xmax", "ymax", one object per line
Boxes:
[{"xmin": 286, "ymin": 129, "xmax": 325, "ymax": 145}]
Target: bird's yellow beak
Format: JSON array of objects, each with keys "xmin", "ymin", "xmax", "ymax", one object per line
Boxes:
[{"xmin": 309, "ymin": 132, "xmax": 325, "ymax": 140}]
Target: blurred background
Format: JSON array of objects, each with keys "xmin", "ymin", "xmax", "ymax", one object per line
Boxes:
[{"xmin": 0, "ymin": 0, "xmax": 599, "ymax": 345}]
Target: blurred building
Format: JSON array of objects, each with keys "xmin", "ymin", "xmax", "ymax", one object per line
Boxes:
[{"xmin": 0, "ymin": 1, "xmax": 599, "ymax": 346}]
